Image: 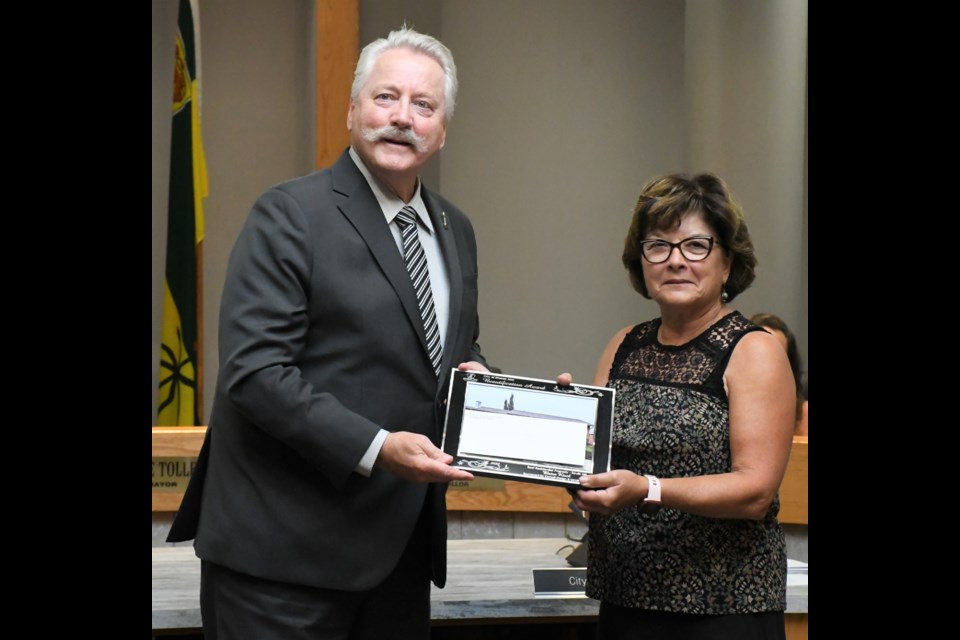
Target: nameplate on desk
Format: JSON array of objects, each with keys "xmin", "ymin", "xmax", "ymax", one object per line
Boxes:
[
  {"xmin": 532, "ymin": 568, "xmax": 588, "ymax": 598},
  {"xmin": 152, "ymin": 457, "xmax": 197, "ymax": 492}
]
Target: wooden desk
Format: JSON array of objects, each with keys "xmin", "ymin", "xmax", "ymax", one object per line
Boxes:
[{"xmin": 153, "ymin": 538, "xmax": 807, "ymax": 637}]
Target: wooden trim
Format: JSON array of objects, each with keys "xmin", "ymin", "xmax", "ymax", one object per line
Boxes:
[
  {"xmin": 152, "ymin": 427, "xmax": 807, "ymax": 522},
  {"xmin": 446, "ymin": 481, "xmax": 570, "ymax": 513},
  {"xmin": 785, "ymin": 612, "xmax": 808, "ymax": 640},
  {"xmin": 153, "ymin": 426, "xmax": 207, "ymax": 457},
  {"xmin": 778, "ymin": 436, "xmax": 808, "ymax": 524},
  {"xmin": 195, "ymin": 242, "xmax": 203, "ymax": 421},
  {"xmin": 314, "ymin": 0, "xmax": 358, "ymax": 169}
]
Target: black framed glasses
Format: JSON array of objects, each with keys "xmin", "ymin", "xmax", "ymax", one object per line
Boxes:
[{"xmin": 639, "ymin": 236, "xmax": 717, "ymax": 263}]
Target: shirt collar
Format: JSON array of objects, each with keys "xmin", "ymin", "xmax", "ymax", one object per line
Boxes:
[{"xmin": 349, "ymin": 147, "xmax": 435, "ymax": 234}]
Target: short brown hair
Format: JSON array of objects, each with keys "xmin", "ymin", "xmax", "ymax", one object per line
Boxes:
[{"xmin": 622, "ymin": 172, "xmax": 757, "ymax": 301}]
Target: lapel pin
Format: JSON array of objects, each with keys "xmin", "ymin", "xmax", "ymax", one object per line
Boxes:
[{"xmin": 441, "ymin": 211, "xmax": 448, "ymax": 229}]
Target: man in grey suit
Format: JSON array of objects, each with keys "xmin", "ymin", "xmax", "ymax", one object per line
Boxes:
[{"xmin": 167, "ymin": 26, "xmax": 489, "ymax": 639}]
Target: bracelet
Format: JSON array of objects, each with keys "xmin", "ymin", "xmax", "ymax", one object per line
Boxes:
[
  {"xmin": 638, "ymin": 474, "xmax": 661, "ymax": 514},
  {"xmin": 643, "ymin": 474, "xmax": 661, "ymax": 504}
]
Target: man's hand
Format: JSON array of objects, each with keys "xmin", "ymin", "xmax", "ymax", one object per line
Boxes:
[{"xmin": 376, "ymin": 432, "xmax": 475, "ymax": 483}]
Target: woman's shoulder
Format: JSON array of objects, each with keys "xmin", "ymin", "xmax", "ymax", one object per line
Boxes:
[
  {"xmin": 629, "ymin": 317, "xmax": 660, "ymax": 339},
  {"xmin": 727, "ymin": 328, "xmax": 792, "ymax": 376},
  {"xmin": 702, "ymin": 310, "xmax": 764, "ymax": 350},
  {"xmin": 721, "ymin": 329, "xmax": 795, "ymax": 402},
  {"xmin": 604, "ymin": 323, "xmax": 641, "ymax": 353},
  {"xmin": 718, "ymin": 309, "xmax": 761, "ymax": 333},
  {"xmin": 730, "ymin": 325, "xmax": 784, "ymax": 355},
  {"xmin": 593, "ymin": 320, "xmax": 656, "ymax": 385},
  {"xmin": 605, "ymin": 318, "xmax": 660, "ymax": 347}
]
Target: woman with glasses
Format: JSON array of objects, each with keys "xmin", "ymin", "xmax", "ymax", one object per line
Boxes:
[{"xmin": 570, "ymin": 173, "xmax": 796, "ymax": 640}]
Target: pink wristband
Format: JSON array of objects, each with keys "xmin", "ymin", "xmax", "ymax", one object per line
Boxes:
[{"xmin": 642, "ymin": 474, "xmax": 661, "ymax": 505}]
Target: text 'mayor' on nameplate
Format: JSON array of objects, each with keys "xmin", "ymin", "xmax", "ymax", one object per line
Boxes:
[{"xmin": 532, "ymin": 568, "xmax": 588, "ymax": 598}]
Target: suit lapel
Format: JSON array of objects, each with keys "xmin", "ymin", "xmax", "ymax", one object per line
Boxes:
[{"xmin": 331, "ymin": 152, "xmax": 429, "ymax": 354}]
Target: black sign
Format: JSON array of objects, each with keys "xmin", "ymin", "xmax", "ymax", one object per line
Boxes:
[{"xmin": 532, "ymin": 568, "xmax": 588, "ymax": 598}]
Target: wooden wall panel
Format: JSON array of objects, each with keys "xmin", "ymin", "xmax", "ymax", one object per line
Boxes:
[
  {"xmin": 153, "ymin": 427, "xmax": 807, "ymax": 523},
  {"xmin": 785, "ymin": 612, "xmax": 808, "ymax": 640},
  {"xmin": 315, "ymin": 0, "xmax": 358, "ymax": 169},
  {"xmin": 446, "ymin": 481, "xmax": 570, "ymax": 513},
  {"xmin": 779, "ymin": 436, "xmax": 808, "ymax": 524}
]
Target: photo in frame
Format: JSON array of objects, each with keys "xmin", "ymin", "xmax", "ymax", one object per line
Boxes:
[{"xmin": 441, "ymin": 370, "xmax": 615, "ymax": 488}]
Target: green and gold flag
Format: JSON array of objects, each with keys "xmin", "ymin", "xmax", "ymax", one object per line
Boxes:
[{"xmin": 158, "ymin": 0, "xmax": 207, "ymax": 426}]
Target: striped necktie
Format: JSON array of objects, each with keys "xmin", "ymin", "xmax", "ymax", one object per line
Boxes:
[{"xmin": 395, "ymin": 205, "xmax": 443, "ymax": 377}]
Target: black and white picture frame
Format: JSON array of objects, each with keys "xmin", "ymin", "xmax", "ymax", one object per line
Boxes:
[{"xmin": 442, "ymin": 370, "xmax": 615, "ymax": 488}]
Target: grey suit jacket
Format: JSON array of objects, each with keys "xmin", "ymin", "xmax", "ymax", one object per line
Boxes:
[{"xmin": 167, "ymin": 149, "xmax": 486, "ymax": 591}]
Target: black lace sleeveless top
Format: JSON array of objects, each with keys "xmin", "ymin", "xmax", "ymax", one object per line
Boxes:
[{"xmin": 585, "ymin": 311, "xmax": 787, "ymax": 614}]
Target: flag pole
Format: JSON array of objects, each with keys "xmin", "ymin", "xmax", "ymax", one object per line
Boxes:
[{"xmin": 195, "ymin": 240, "xmax": 204, "ymax": 423}]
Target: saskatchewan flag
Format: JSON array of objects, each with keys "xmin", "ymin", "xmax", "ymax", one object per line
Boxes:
[{"xmin": 158, "ymin": 0, "xmax": 208, "ymax": 426}]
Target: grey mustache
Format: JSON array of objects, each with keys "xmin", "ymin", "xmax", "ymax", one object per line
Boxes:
[{"xmin": 362, "ymin": 126, "xmax": 427, "ymax": 153}]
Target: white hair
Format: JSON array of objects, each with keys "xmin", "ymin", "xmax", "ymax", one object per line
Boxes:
[{"xmin": 351, "ymin": 26, "xmax": 458, "ymax": 122}]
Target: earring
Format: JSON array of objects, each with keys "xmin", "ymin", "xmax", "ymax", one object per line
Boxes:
[{"xmin": 721, "ymin": 288, "xmax": 729, "ymax": 303}]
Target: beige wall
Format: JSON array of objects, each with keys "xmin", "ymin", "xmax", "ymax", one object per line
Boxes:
[
  {"xmin": 152, "ymin": 0, "xmax": 177, "ymax": 417},
  {"xmin": 438, "ymin": 0, "xmax": 686, "ymax": 381},
  {"xmin": 152, "ymin": 0, "xmax": 808, "ymax": 423},
  {"xmin": 684, "ymin": 0, "xmax": 808, "ymax": 363}
]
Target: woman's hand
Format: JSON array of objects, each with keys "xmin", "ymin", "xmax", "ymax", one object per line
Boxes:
[
  {"xmin": 572, "ymin": 470, "xmax": 647, "ymax": 515},
  {"xmin": 457, "ymin": 361, "xmax": 491, "ymax": 373}
]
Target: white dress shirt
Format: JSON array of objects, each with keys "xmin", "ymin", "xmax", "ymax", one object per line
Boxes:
[{"xmin": 348, "ymin": 147, "xmax": 451, "ymax": 476}]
